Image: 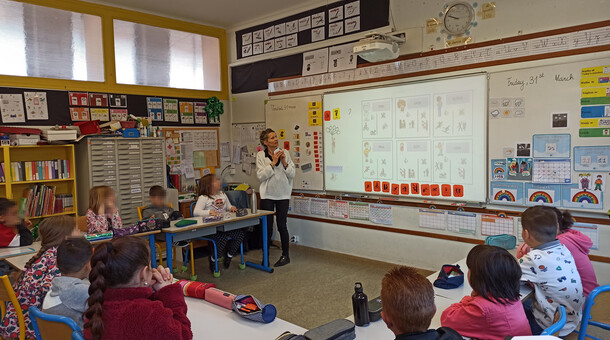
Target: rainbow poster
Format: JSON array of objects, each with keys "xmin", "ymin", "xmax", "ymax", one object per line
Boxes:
[
  {"xmin": 490, "ymin": 159, "xmax": 507, "ymax": 181},
  {"xmin": 561, "ymin": 184, "xmax": 603, "ymax": 210},
  {"xmin": 525, "ymin": 183, "xmax": 560, "ymax": 207},
  {"xmin": 490, "ymin": 181, "xmax": 524, "ymax": 205}
]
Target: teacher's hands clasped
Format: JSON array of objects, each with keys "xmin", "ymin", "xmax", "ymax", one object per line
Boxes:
[{"xmin": 272, "ymin": 150, "xmax": 288, "ymax": 168}]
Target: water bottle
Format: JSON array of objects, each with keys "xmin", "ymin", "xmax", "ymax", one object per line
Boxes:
[
  {"xmin": 251, "ymin": 188, "xmax": 257, "ymax": 213},
  {"xmin": 352, "ymin": 282, "xmax": 370, "ymax": 326}
]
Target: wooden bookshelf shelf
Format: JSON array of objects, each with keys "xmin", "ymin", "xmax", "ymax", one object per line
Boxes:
[
  {"xmin": 12, "ymin": 178, "xmax": 76, "ymax": 185},
  {"xmin": 1, "ymin": 145, "xmax": 77, "ymax": 218},
  {"xmin": 28, "ymin": 211, "xmax": 76, "ymax": 219}
]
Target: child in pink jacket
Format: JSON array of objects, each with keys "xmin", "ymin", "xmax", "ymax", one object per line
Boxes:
[
  {"xmin": 517, "ymin": 207, "xmax": 598, "ymax": 296},
  {"xmin": 441, "ymin": 245, "xmax": 531, "ymax": 340}
]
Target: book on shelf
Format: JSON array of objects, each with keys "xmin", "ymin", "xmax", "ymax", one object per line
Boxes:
[
  {"xmin": 0, "ymin": 162, "xmax": 5, "ymax": 183},
  {"xmin": 20, "ymin": 184, "xmax": 74, "ymax": 217},
  {"xmin": 10, "ymin": 159, "xmax": 71, "ymax": 182}
]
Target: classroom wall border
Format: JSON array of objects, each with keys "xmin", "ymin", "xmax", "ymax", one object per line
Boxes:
[
  {"xmin": 268, "ymin": 20, "xmax": 610, "ymax": 96},
  {"xmin": 287, "ymin": 213, "xmax": 610, "ymax": 264}
]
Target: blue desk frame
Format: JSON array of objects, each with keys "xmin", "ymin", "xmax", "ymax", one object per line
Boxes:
[{"xmin": 163, "ymin": 214, "xmax": 274, "ymax": 273}]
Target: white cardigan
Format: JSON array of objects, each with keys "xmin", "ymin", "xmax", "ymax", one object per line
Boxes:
[
  {"xmin": 256, "ymin": 149, "xmax": 295, "ymax": 200},
  {"xmin": 192, "ymin": 192, "xmax": 233, "ymax": 216}
]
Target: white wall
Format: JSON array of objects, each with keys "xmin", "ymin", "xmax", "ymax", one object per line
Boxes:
[{"xmin": 227, "ymin": 0, "xmax": 610, "ymax": 280}]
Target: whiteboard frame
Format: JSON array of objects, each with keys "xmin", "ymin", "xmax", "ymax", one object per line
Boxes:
[{"xmin": 321, "ymin": 72, "xmax": 488, "ymax": 203}]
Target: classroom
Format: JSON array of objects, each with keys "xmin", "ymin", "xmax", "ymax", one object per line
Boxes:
[{"xmin": 0, "ymin": 0, "xmax": 609, "ymax": 339}]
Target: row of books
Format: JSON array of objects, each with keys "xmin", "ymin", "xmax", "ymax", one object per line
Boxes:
[
  {"xmin": 0, "ymin": 163, "xmax": 5, "ymax": 183},
  {"xmin": 10, "ymin": 159, "xmax": 71, "ymax": 182},
  {"xmin": 20, "ymin": 184, "xmax": 74, "ymax": 218}
]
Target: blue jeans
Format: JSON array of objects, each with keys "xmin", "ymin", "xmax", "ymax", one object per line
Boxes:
[{"xmin": 523, "ymin": 298, "xmax": 545, "ymax": 335}]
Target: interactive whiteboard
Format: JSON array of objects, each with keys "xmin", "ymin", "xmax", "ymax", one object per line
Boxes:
[{"xmin": 323, "ymin": 74, "xmax": 487, "ymax": 202}]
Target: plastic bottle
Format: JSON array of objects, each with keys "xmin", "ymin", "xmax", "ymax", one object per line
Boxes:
[{"xmin": 352, "ymin": 282, "xmax": 370, "ymax": 326}]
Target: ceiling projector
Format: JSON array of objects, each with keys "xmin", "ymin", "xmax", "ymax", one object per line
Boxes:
[{"xmin": 354, "ymin": 32, "xmax": 406, "ymax": 63}]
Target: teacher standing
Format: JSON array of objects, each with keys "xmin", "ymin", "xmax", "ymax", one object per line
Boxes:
[{"xmin": 256, "ymin": 128, "xmax": 295, "ymax": 267}]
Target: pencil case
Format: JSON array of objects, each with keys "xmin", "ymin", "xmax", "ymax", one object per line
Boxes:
[
  {"xmin": 368, "ymin": 296, "xmax": 383, "ymax": 322},
  {"xmin": 231, "ymin": 295, "xmax": 276, "ymax": 323},
  {"xmin": 85, "ymin": 232, "xmax": 113, "ymax": 242},
  {"xmin": 303, "ymin": 319, "xmax": 356, "ymax": 340},
  {"xmin": 433, "ymin": 264, "xmax": 464, "ymax": 289},
  {"xmin": 485, "ymin": 234, "xmax": 517, "ymax": 250},
  {"xmin": 137, "ymin": 218, "xmax": 163, "ymax": 233},
  {"xmin": 174, "ymin": 219, "xmax": 197, "ymax": 228},
  {"xmin": 112, "ymin": 223, "xmax": 139, "ymax": 238},
  {"xmin": 176, "ymin": 280, "xmax": 216, "ymax": 299},
  {"xmin": 275, "ymin": 332, "xmax": 306, "ymax": 340},
  {"xmin": 204, "ymin": 215, "xmax": 223, "ymax": 223},
  {"xmin": 204, "ymin": 288, "xmax": 236, "ymax": 310}
]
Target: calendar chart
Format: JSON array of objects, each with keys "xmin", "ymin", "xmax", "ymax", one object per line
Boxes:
[
  {"xmin": 481, "ymin": 215, "xmax": 515, "ymax": 236},
  {"xmin": 418, "ymin": 209, "xmax": 447, "ymax": 230},
  {"xmin": 349, "ymin": 202, "xmax": 370, "ymax": 220},
  {"xmin": 447, "ymin": 211, "xmax": 477, "ymax": 234}
]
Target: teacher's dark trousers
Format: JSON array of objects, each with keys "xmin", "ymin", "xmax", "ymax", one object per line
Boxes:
[{"xmin": 260, "ymin": 199, "xmax": 290, "ymax": 256}]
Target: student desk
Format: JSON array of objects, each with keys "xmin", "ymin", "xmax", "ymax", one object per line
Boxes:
[
  {"xmin": 348, "ymin": 257, "xmax": 534, "ymax": 338},
  {"xmin": 4, "ymin": 231, "xmax": 160, "ymax": 271},
  {"xmin": 186, "ymin": 296, "xmax": 306, "ymax": 339},
  {"xmin": 162, "ymin": 210, "xmax": 275, "ymax": 273}
]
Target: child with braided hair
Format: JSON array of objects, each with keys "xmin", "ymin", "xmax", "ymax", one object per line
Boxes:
[
  {"xmin": 83, "ymin": 236, "xmax": 192, "ymax": 340},
  {"xmin": 0, "ymin": 216, "xmax": 80, "ymax": 339}
]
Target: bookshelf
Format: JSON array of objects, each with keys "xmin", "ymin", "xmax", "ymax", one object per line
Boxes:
[{"xmin": 1, "ymin": 145, "xmax": 77, "ymax": 219}]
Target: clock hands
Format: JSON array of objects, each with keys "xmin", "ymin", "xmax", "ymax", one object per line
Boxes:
[{"xmin": 448, "ymin": 15, "xmax": 459, "ymax": 19}]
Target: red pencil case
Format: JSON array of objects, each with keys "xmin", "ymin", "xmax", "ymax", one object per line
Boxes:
[
  {"xmin": 204, "ymin": 288, "xmax": 236, "ymax": 310},
  {"xmin": 177, "ymin": 280, "xmax": 216, "ymax": 299}
]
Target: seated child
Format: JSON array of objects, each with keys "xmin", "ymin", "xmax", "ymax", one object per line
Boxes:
[
  {"xmin": 43, "ymin": 237, "xmax": 93, "ymax": 328},
  {"xmin": 519, "ymin": 206, "xmax": 584, "ymax": 336},
  {"xmin": 381, "ymin": 266, "xmax": 462, "ymax": 340},
  {"xmin": 0, "ymin": 198, "xmax": 33, "ymax": 247},
  {"xmin": 141, "ymin": 185, "xmax": 174, "ymax": 220},
  {"xmin": 517, "ymin": 207, "xmax": 598, "ymax": 297},
  {"xmin": 193, "ymin": 174, "xmax": 245, "ymax": 271},
  {"xmin": 441, "ymin": 245, "xmax": 531, "ymax": 339},
  {"xmin": 83, "ymin": 237, "xmax": 192, "ymax": 340},
  {"xmin": 86, "ymin": 186, "xmax": 121, "ymax": 234},
  {"xmin": 0, "ymin": 216, "xmax": 81, "ymax": 339}
]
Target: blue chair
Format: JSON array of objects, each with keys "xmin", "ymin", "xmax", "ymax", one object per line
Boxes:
[
  {"xmin": 29, "ymin": 306, "xmax": 82, "ymax": 340},
  {"xmin": 541, "ymin": 305, "xmax": 567, "ymax": 335},
  {"xmin": 575, "ymin": 285, "xmax": 610, "ymax": 340},
  {"xmin": 188, "ymin": 202, "xmax": 245, "ymax": 278}
]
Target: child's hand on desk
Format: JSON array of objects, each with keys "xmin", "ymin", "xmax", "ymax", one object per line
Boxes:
[
  {"xmin": 230, "ymin": 207, "xmax": 237, "ymax": 213},
  {"xmin": 209, "ymin": 210, "xmax": 221, "ymax": 216},
  {"xmin": 151, "ymin": 265, "xmax": 173, "ymax": 292}
]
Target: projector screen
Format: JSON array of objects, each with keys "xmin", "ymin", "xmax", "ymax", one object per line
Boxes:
[{"xmin": 323, "ymin": 74, "xmax": 487, "ymax": 202}]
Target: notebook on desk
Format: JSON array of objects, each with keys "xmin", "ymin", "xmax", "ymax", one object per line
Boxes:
[
  {"xmin": 0, "ymin": 247, "xmax": 36, "ymax": 258},
  {"xmin": 175, "ymin": 219, "xmax": 197, "ymax": 228}
]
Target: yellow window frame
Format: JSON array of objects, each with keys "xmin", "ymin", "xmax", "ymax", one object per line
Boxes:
[{"xmin": 0, "ymin": 0, "xmax": 229, "ymax": 100}]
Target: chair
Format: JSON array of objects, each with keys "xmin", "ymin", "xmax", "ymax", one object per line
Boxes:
[
  {"xmin": 575, "ymin": 285, "xmax": 610, "ymax": 340},
  {"xmin": 541, "ymin": 306, "xmax": 567, "ymax": 335},
  {"xmin": 76, "ymin": 216, "xmax": 88, "ymax": 233},
  {"xmin": 0, "ymin": 275, "xmax": 25, "ymax": 340},
  {"xmin": 136, "ymin": 204, "xmax": 196, "ymax": 279},
  {"xmin": 29, "ymin": 306, "xmax": 82, "ymax": 340},
  {"xmin": 188, "ymin": 202, "xmax": 245, "ymax": 278}
]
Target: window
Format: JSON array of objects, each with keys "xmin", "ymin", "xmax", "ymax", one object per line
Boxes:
[
  {"xmin": 113, "ymin": 20, "xmax": 221, "ymax": 91},
  {"xmin": 0, "ymin": 0, "xmax": 104, "ymax": 81}
]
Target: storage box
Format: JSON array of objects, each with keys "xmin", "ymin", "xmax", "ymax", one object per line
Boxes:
[
  {"xmin": 42, "ymin": 129, "xmax": 78, "ymax": 141},
  {"xmin": 9, "ymin": 134, "xmax": 40, "ymax": 145},
  {"xmin": 75, "ymin": 121, "xmax": 101, "ymax": 135},
  {"xmin": 122, "ymin": 128, "xmax": 140, "ymax": 138}
]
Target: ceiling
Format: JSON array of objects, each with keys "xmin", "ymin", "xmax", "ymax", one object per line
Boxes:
[{"xmin": 90, "ymin": 0, "xmax": 312, "ymax": 28}]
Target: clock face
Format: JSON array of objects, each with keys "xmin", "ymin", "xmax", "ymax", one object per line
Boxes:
[{"xmin": 443, "ymin": 2, "xmax": 474, "ymax": 35}]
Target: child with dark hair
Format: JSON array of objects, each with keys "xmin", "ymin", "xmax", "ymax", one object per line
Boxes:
[
  {"xmin": 441, "ymin": 245, "xmax": 531, "ymax": 339},
  {"xmin": 83, "ymin": 236, "xmax": 191, "ymax": 340},
  {"xmin": 193, "ymin": 174, "xmax": 245, "ymax": 271},
  {"xmin": 0, "ymin": 197, "xmax": 33, "ymax": 247},
  {"xmin": 381, "ymin": 266, "xmax": 462, "ymax": 340},
  {"xmin": 43, "ymin": 237, "xmax": 93, "ymax": 328},
  {"xmin": 518, "ymin": 206, "xmax": 584, "ymax": 336},
  {"xmin": 141, "ymin": 185, "xmax": 175, "ymax": 220},
  {"xmin": 0, "ymin": 216, "xmax": 80, "ymax": 339},
  {"xmin": 517, "ymin": 207, "xmax": 599, "ymax": 296}
]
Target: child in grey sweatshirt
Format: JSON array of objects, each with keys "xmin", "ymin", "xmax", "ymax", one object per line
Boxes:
[{"xmin": 42, "ymin": 237, "xmax": 93, "ymax": 328}]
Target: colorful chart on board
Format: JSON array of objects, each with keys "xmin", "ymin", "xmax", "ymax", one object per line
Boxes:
[
  {"xmin": 490, "ymin": 181, "xmax": 524, "ymax": 205},
  {"xmin": 560, "ymin": 184, "xmax": 603, "ymax": 210}
]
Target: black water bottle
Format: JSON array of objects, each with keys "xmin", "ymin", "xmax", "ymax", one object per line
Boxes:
[{"xmin": 352, "ymin": 282, "xmax": 370, "ymax": 326}]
